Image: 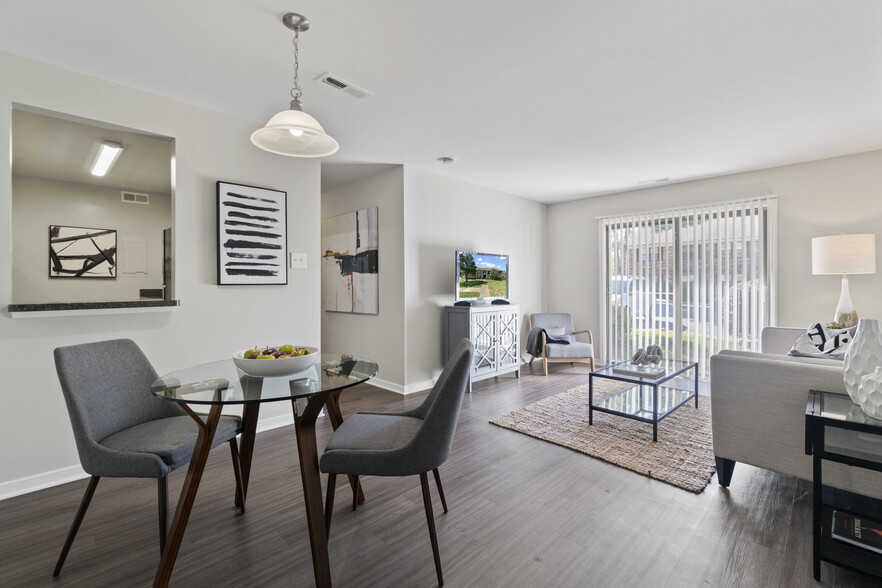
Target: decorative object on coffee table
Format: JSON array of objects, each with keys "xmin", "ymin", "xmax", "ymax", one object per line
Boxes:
[
  {"xmin": 858, "ymin": 367, "xmax": 882, "ymax": 419},
  {"xmin": 812, "ymin": 233, "xmax": 876, "ymax": 328},
  {"xmin": 843, "ymin": 318, "xmax": 882, "ymax": 404}
]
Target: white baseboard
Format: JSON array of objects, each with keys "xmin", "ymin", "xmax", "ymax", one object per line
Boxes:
[
  {"xmin": 255, "ymin": 412, "xmax": 295, "ymax": 433},
  {"xmin": 367, "ymin": 377, "xmax": 435, "ymax": 395},
  {"xmin": 0, "ymin": 465, "xmax": 87, "ymax": 501}
]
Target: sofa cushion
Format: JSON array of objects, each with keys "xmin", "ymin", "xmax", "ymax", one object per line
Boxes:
[{"xmin": 546, "ymin": 341, "xmax": 593, "ymax": 359}]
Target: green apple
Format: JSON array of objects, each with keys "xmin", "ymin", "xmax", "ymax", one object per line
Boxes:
[
  {"xmin": 257, "ymin": 354, "xmax": 275, "ymax": 360},
  {"xmin": 279, "ymin": 344, "xmax": 294, "ymax": 355}
]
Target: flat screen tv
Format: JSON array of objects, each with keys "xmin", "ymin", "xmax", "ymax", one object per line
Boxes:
[{"xmin": 456, "ymin": 251, "xmax": 509, "ymax": 302}]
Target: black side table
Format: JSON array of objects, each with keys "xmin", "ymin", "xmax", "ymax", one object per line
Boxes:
[{"xmin": 805, "ymin": 390, "xmax": 882, "ymax": 581}]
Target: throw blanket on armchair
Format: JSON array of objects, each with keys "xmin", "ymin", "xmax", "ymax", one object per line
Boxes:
[{"xmin": 526, "ymin": 327, "xmax": 571, "ymax": 357}]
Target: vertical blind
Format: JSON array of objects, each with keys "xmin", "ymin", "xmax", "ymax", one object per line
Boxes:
[{"xmin": 599, "ymin": 196, "xmax": 777, "ymax": 378}]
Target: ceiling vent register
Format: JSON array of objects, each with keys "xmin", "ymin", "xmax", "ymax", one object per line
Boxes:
[
  {"xmin": 316, "ymin": 72, "xmax": 372, "ymax": 100},
  {"xmin": 121, "ymin": 191, "xmax": 150, "ymax": 205}
]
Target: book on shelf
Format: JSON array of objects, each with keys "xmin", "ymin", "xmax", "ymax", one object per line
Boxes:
[{"xmin": 831, "ymin": 510, "xmax": 882, "ymax": 555}]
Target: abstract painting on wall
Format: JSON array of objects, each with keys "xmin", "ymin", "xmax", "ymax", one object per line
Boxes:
[
  {"xmin": 322, "ymin": 207, "xmax": 378, "ymax": 313},
  {"xmin": 216, "ymin": 181, "xmax": 287, "ymax": 285},
  {"xmin": 49, "ymin": 225, "xmax": 117, "ymax": 278}
]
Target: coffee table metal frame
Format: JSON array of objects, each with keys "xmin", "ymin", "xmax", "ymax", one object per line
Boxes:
[{"xmin": 589, "ymin": 360, "xmax": 699, "ymax": 441}]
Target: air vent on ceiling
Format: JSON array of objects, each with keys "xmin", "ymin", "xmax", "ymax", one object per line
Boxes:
[
  {"xmin": 316, "ymin": 72, "xmax": 372, "ymax": 99},
  {"xmin": 121, "ymin": 191, "xmax": 150, "ymax": 205}
]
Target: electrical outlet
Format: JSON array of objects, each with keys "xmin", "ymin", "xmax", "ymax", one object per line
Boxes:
[{"xmin": 290, "ymin": 252, "xmax": 307, "ymax": 269}]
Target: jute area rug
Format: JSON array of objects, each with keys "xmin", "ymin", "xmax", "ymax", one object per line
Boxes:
[{"xmin": 490, "ymin": 379, "xmax": 716, "ymax": 493}]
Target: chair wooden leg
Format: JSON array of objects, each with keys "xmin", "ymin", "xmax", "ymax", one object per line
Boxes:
[
  {"xmin": 432, "ymin": 468, "xmax": 448, "ymax": 514},
  {"xmin": 53, "ymin": 475, "xmax": 100, "ymax": 577},
  {"xmin": 158, "ymin": 477, "xmax": 168, "ymax": 553},
  {"xmin": 543, "ymin": 356, "xmax": 548, "ymax": 376},
  {"xmin": 589, "ymin": 357, "xmax": 595, "ymax": 371},
  {"xmin": 420, "ymin": 472, "xmax": 444, "ymax": 586},
  {"xmin": 351, "ymin": 475, "xmax": 359, "ymax": 511},
  {"xmin": 325, "ymin": 473, "xmax": 337, "ymax": 536},
  {"xmin": 229, "ymin": 437, "xmax": 246, "ymax": 513}
]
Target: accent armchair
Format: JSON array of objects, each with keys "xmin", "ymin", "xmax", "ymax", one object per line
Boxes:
[{"xmin": 528, "ymin": 313, "xmax": 595, "ymax": 375}]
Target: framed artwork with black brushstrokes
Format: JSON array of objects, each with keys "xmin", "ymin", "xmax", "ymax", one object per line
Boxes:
[{"xmin": 216, "ymin": 181, "xmax": 287, "ymax": 285}]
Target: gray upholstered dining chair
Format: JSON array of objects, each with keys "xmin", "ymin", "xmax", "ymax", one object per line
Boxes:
[
  {"xmin": 320, "ymin": 338, "xmax": 473, "ymax": 587},
  {"xmin": 528, "ymin": 313, "xmax": 595, "ymax": 375},
  {"xmin": 52, "ymin": 339, "xmax": 243, "ymax": 577}
]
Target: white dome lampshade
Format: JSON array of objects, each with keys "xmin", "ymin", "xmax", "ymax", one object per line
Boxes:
[{"xmin": 251, "ymin": 99, "xmax": 339, "ymax": 158}]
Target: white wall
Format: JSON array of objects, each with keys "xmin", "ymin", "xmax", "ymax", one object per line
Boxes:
[
  {"xmin": 403, "ymin": 167, "xmax": 547, "ymax": 388},
  {"xmin": 12, "ymin": 175, "xmax": 170, "ymax": 302},
  {"xmin": 0, "ymin": 51, "xmax": 322, "ymax": 498},
  {"xmin": 321, "ymin": 167, "xmax": 406, "ymax": 390},
  {"xmin": 547, "ymin": 149, "xmax": 882, "ymax": 361}
]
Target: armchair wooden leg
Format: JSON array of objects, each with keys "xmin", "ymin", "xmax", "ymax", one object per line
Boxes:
[
  {"xmin": 53, "ymin": 475, "xmax": 100, "ymax": 577},
  {"xmin": 325, "ymin": 473, "xmax": 337, "ymax": 536},
  {"xmin": 590, "ymin": 358, "xmax": 595, "ymax": 371},
  {"xmin": 158, "ymin": 477, "xmax": 168, "ymax": 553},
  {"xmin": 543, "ymin": 356, "xmax": 548, "ymax": 376},
  {"xmin": 420, "ymin": 472, "xmax": 444, "ymax": 586},
  {"xmin": 432, "ymin": 468, "xmax": 448, "ymax": 514}
]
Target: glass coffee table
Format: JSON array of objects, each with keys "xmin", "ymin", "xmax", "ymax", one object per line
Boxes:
[{"xmin": 589, "ymin": 359, "xmax": 699, "ymax": 441}]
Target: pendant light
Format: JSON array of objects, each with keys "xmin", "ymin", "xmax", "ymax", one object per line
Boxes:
[{"xmin": 251, "ymin": 13, "xmax": 339, "ymax": 157}]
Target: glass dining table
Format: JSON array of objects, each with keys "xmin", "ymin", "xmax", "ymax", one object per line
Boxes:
[{"xmin": 149, "ymin": 353, "xmax": 379, "ymax": 588}]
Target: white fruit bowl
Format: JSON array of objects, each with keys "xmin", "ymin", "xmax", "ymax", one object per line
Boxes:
[{"xmin": 232, "ymin": 346, "xmax": 320, "ymax": 377}]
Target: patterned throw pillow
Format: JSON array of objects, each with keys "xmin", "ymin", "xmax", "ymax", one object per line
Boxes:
[
  {"xmin": 788, "ymin": 323, "xmax": 855, "ymax": 360},
  {"xmin": 545, "ymin": 326, "xmax": 573, "ymax": 344}
]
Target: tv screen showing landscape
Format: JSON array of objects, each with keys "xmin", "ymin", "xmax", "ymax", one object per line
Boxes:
[{"xmin": 456, "ymin": 251, "xmax": 509, "ymax": 301}]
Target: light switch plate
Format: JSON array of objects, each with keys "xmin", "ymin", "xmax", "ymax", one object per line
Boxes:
[{"xmin": 290, "ymin": 252, "xmax": 307, "ymax": 269}]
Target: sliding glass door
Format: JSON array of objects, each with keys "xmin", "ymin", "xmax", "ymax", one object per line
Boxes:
[{"xmin": 601, "ymin": 197, "xmax": 777, "ymax": 378}]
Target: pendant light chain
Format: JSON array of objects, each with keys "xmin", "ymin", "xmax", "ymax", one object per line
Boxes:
[{"xmin": 290, "ymin": 28, "xmax": 302, "ymax": 103}]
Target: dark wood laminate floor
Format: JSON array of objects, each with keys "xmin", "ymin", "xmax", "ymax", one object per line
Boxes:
[{"xmin": 2, "ymin": 362, "xmax": 880, "ymax": 587}]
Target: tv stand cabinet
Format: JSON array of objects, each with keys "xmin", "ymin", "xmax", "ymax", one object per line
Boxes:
[{"xmin": 444, "ymin": 304, "xmax": 520, "ymax": 391}]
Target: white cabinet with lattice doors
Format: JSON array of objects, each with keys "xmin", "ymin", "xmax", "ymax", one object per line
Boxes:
[{"xmin": 444, "ymin": 304, "xmax": 520, "ymax": 390}]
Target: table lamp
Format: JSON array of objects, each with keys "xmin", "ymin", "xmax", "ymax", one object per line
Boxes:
[{"xmin": 812, "ymin": 233, "xmax": 876, "ymax": 327}]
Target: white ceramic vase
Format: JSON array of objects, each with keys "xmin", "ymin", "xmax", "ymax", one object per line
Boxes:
[
  {"xmin": 858, "ymin": 367, "xmax": 882, "ymax": 419},
  {"xmin": 843, "ymin": 318, "xmax": 882, "ymax": 405}
]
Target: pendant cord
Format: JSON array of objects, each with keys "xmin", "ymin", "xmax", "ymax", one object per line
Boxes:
[{"xmin": 290, "ymin": 28, "xmax": 302, "ymax": 103}]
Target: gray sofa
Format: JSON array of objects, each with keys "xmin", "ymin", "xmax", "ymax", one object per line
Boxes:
[{"xmin": 710, "ymin": 326, "xmax": 882, "ymax": 499}]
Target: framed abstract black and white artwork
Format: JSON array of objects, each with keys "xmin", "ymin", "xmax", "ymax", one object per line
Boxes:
[
  {"xmin": 49, "ymin": 225, "xmax": 117, "ymax": 278},
  {"xmin": 216, "ymin": 181, "xmax": 287, "ymax": 285}
]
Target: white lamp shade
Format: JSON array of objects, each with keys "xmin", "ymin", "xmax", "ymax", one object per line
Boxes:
[
  {"xmin": 812, "ymin": 234, "xmax": 876, "ymax": 275},
  {"xmin": 250, "ymin": 108, "xmax": 339, "ymax": 157}
]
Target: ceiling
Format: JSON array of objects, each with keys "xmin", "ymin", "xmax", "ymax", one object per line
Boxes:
[
  {"xmin": 1, "ymin": 1, "xmax": 880, "ymax": 204},
  {"xmin": 11, "ymin": 108, "xmax": 173, "ymax": 194}
]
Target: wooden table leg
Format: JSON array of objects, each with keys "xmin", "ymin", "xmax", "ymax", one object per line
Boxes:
[
  {"xmin": 324, "ymin": 390, "xmax": 365, "ymax": 504},
  {"xmin": 153, "ymin": 402, "xmax": 223, "ymax": 588},
  {"xmin": 293, "ymin": 394, "xmax": 333, "ymax": 588},
  {"xmin": 236, "ymin": 402, "xmax": 261, "ymax": 509}
]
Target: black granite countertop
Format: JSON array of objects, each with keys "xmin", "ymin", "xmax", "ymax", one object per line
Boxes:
[{"xmin": 8, "ymin": 300, "xmax": 180, "ymax": 313}]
